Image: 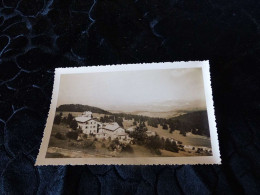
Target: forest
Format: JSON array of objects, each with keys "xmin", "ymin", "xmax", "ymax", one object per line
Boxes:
[
  {"xmin": 113, "ymin": 111, "xmax": 210, "ymax": 137},
  {"xmin": 56, "ymin": 104, "xmax": 111, "ymax": 114}
]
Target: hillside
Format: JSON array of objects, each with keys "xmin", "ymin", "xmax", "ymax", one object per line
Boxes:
[
  {"xmin": 56, "ymin": 104, "xmax": 111, "ymax": 114},
  {"xmin": 167, "ymin": 111, "xmax": 210, "ymax": 137}
]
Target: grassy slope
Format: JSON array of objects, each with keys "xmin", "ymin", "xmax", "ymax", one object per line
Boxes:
[{"xmin": 47, "ymin": 123, "xmax": 210, "ymax": 158}]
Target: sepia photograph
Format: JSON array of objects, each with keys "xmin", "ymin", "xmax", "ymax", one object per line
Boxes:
[{"xmin": 36, "ymin": 61, "xmax": 220, "ymax": 165}]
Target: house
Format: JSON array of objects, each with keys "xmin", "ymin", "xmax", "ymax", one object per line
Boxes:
[
  {"xmin": 98, "ymin": 122, "xmax": 132, "ymax": 143},
  {"xmin": 99, "ymin": 122, "xmax": 129, "ymax": 141},
  {"xmin": 76, "ymin": 111, "xmax": 132, "ymax": 143},
  {"xmin": 75, "ymin": 111, "xmax": 101, "ymax": 134}
]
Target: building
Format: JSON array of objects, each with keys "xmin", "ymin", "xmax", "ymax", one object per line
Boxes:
[
  {"xmin": 98, "ymin": 122, "xmax": 130, "ymax": 141},
  {"xmin": 82, "ymin": 111, "xmax": 92, "ymax": 118},
  {"xmin": 75, "ymin": 111, "xmax": 132, "ymax": 143},
  {"xmin": 75, "ymin": 111, "xmax": 101, "ymax": 134}
]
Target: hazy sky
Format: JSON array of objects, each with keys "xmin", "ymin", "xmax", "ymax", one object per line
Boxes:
[{"xmin": 57, "ymin": 68, "xmax": 206, "ymax": 112}]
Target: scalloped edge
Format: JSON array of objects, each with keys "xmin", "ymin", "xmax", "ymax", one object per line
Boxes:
[{"xmin": 35, "ymin": 61, "xmax": 221, "ymax": 166}]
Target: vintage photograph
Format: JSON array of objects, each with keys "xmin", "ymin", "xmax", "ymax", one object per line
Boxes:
[{"xmin": 36, "ymin": 62, "xmax": 220, "ymax": 165}]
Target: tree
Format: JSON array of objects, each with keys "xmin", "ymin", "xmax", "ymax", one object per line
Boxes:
[
  {"xmin": 115, "ymin": 116, "xmax": 124, "ymax": 127},
  {"xmin": 180, "ymin": 130, "xmax": 186, "ymax": 136},
  {"xmin": 165, "ymin": 139, "xmax": 178, "ymax": 153},
  {"xmin": 54, "ymin": 115, "xmax": 61, "ymax": 125},
  {"xmin": 162, "ymin": 124, "xmax": 168, "ymax": 130},
  {"xmin": 70, "ymin": 119, "xmax": 78, "ymax": 130},
  {"xmin": 161, "ymin": 137, "xmax": 165, "ymax": 149},
  {"xmin": 145, "ymin": 135, "xmax": 162, "ymax": 153},
  {"xmin": 148, "ymin": 118, "xmax": 159, "ymax": 128},
  {"xmin": 122, "ymin": 144, "xmax": 134, "ymax": 153},
  {"xmin": 113, "ymin": 138, "xmax": 120, "ymax": 145},
  {"xmin": 169, "ymin": 127, "xmax": 174, "ymax": 133},
  {"xmin": 139, "ymin": 121, "xmax": 147, "ymax": 130},
  {"xmin": 109, "ymin": 139, "xmax": 120, "ymax": 151},
  {"xmin": 129, "ymin": 125, "xmax": 147, "ymax": 145},
  {"xmin": 67, "ymin": 113, "xmax": 73, "ymax": 125},
  {"xmin": 66, "ymin": 131, "xmax": 78, "ymax": 140},
  {"xmin": 102, "ymin": 115, "xmax": 112, "ymax": 123},
  {"xmin": 61, "ymin": 116, "xmax": 67, "ymax": 124},
  {"xmin": 55, "ymin": 132, "xmax": 66, "ymax": 140}
]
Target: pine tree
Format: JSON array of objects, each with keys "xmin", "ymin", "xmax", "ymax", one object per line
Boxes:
[
  {"xmin": 70, "ymin": 119, "xmax": 78, "ymax": 130},
  {"xmin": 54, "ymin": 115, "xmax": 61, "ymax": 125},
  {"xmin": 67, "ymin": 113, "xmax": 73, "ymax": 125},
  {"xmin": 162, "ymin": 124, "xmax": 168, "ymax": 130}
]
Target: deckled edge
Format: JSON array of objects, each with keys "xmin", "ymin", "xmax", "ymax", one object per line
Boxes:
[
  {"xmin": 35, "ymin": 61, "xmax": 221, "ymax": 166},
  {"xmin": 203, "ymin": 61, "xmax": 221, "ymax": 165}
]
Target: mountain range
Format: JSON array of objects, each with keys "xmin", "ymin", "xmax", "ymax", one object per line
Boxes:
[{"xmin": 57, "ymin": 100, "xmax": 206, "ymax": 118}]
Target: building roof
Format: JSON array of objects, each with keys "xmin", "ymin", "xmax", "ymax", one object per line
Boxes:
[
  {"xmin": 75, "ymin": 116, "xmax": 91, "ymax": 123},
  {"xmin": 75, "ymin": 111, "xmax": 96, "ymax": 123},
  {"xmin": 102, "ymin": 122, "xmax": 121, "ymax": 131}
]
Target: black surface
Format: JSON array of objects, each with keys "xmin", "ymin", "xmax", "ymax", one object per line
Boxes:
[{"xmin": 0, "ymin": 0, "xmax": 260, "ymax": 194}]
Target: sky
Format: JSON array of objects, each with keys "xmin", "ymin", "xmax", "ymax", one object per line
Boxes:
[{"xmin": 57, "ymin": 68, "xmax": 207, "ymax": 112}]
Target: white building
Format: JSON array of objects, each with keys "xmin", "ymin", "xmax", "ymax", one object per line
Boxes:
[
  {"xmin": 75, "ymin": 111, "xmax": 132, "ymax": 143},
  {"xmin": 98, "ymin": 122, "xmax": 130, "ymax": 141},
  {"xmin": 82, "ymin": 111, "xmax": 92, "ymax": 118},
  {"xmin": 75, "ymin": 111, "xmax": 101, "ymax": 134}
]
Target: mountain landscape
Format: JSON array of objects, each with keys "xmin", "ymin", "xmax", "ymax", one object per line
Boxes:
[
  {"xmin": 56, "ymin": 104, "xmax": 210, "ymax": 137},
  {"xmin": 97, "ymin": 99, "xmax": 206, "ymax": 114},
  {"xmin": 48, "ymin": 103, "xmax": 212, "ymax": 160}
]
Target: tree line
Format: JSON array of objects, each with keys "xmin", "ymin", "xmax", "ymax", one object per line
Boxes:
[
  {"xmin": 114, "ymin": 111, "xmax": 210, "ymax": 137},
  {"xmin": 54, "ymin": 112, "xmax": 78, "ymax": 130},
  {"xmin": 128, "ymin": 122, "xmax": 179, "ymax": 155},
  {"xmin": 100, "ymin": 115, "xmax": 124, "ymax": 127},
  {"xmin": 56, "ymin": 104, "xmax": 111, "ymax": 114}
]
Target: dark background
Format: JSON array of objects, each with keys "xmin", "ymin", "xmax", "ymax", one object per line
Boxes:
[{"xmin": 0, "ymin": 0, "xmax": 259, "ymax": 194}]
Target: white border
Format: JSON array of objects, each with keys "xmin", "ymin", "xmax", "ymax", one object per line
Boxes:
[{"xmin": 35, "ymin": 61, "xmax": 221, "ymax": 165}]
